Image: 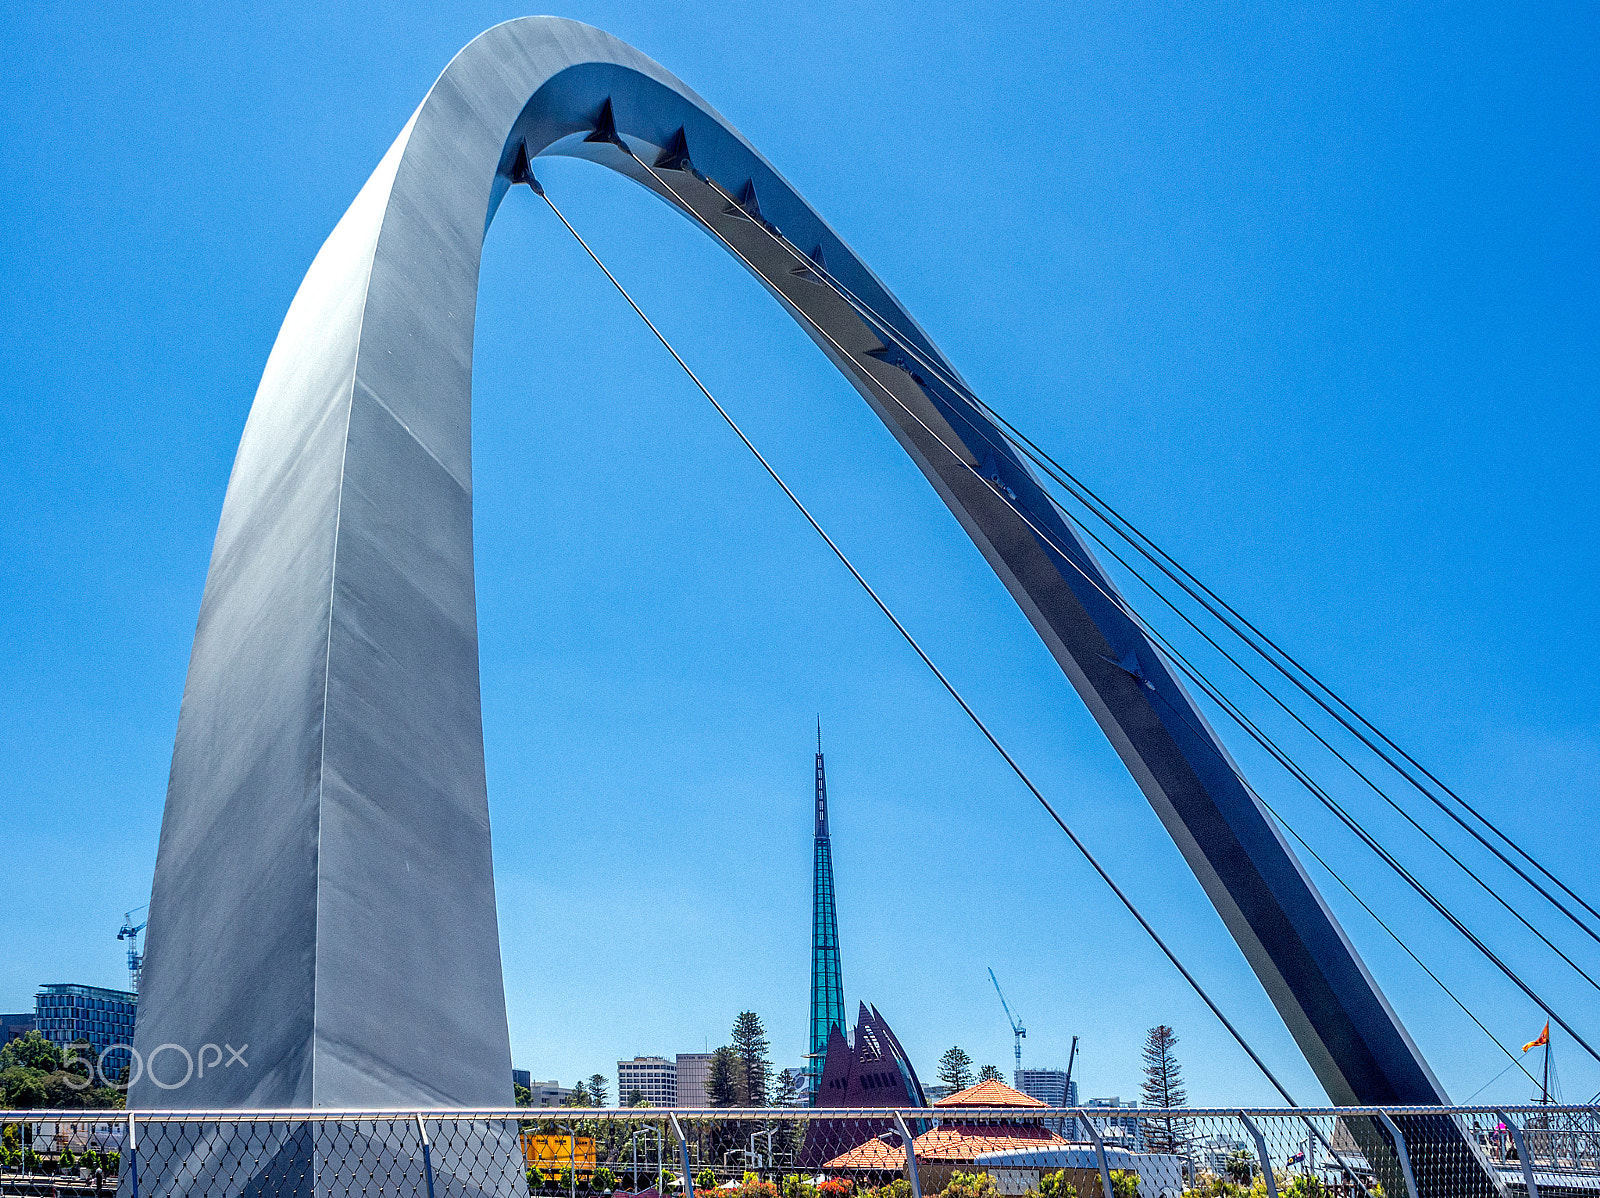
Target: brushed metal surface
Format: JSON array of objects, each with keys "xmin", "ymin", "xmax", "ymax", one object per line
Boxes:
[{"xmin": 138, "ymin": 16, "xmax": 1454, "ymax": 1128}]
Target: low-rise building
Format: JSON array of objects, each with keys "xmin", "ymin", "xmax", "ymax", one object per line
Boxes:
[
  {"xmin": 822, "ymin": 1079, "xmax": 1067, "ymax": 1192},
  {"xmin": 2, "ymin": 1012, "xmax": 36, "ymax": 1044},
  {"xmin": 520, "ymin": 1079, "xmax": 576, "ymax": 1107},
  {"xmin": 618, "ymin": 1056, "xmax": 676, "ymax": 1107},
  {"xmin": 1083, "ymin": 1097, "xmax": 1145, "ymax": 1152}
]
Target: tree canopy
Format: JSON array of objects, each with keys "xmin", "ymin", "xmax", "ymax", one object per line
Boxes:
[
  {"xmin": 0, "ymin": 1032, "xmax": 122, "ymax": 1109},
  {"xmin": 1139, "ymin": 1024, "xmax": 1190, "ymax": 1153},
  {"xmin": 938, "ymin": 1047, "xmax": 974, "ymax": 1093}
]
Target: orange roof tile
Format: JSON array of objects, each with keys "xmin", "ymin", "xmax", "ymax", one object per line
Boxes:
[
  {"xmin": 935, "ymin": 1079, "xmax": 1046, "ymax": 1108},
  {"xmin": 821, "ymin": 1122, "xmax": 1066, "ymax": 1173}
]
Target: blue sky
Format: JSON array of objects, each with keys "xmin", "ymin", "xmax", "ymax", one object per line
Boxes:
[{"xmin": 1, "ymin": 0, "xmax": 1596, "ymax": 1109}]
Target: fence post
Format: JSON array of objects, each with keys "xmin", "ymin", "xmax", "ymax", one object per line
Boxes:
[
  {"xmin": 414, "ymin": 1114, "xmax": 437, "ymax": 1198},
  {"xmin": 893, "ymin": 1111, "xmax": 923, "ymax": 1198},
  {"xmin": 1237, "ymin": 1112, "xmax": 1279, "ymax": 1198},
  {"xmin": 1497, "ymin": 1111, "xmax": 1540, "ymax": 1198},
  {"xmin": 1375, "ymin": 1112, "xmax": 1420, "ymax": 1198},
  {"xmin": 1075, "ymin": 1109, "xmax": 1114, "ymax": 1198},
  {"xmin": 125, "ymin": 1114, "xmax": 137, "ymax": 1198},
  {"xmin": 670, "ymin": 1114, "xmax": 694, "ymax": 1198}
]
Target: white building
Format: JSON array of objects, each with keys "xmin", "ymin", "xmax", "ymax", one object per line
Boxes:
[
  {"xmin": 618, "ymin": 1056, "xmax": 676, "ymax": 1107},
  {"xmin": 1083, "ymin": 1098, "xmax": 1146, "ymax": 1152},
  {"xmin": 976, "ymin": 1145, "xmax": 1186, "ymax": 1198},
  {"xmin": 676, "ymin": 1052, "xmax": 713, "ymax": 1107},
  {"xmin": 520, "ymin": 1079, "xmax": 575, "ymax": 1107}
]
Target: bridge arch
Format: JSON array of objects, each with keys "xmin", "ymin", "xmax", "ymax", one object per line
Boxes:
[{"xmin": 134, "ymin": 17, "xmax": 1444, "ymax": 1116}]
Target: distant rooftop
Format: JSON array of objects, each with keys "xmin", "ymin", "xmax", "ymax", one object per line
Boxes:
[{"xmin": 935, "ymin": 1078, "xmax": 1046, "ymax": 1108}]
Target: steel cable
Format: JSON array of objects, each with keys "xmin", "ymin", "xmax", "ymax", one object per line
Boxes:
[
  {"xmin": 665, "ymin": 159, "xmax": 1600, "ymax": 950},
  {"xmin": 591, "ymin": 144, "xmax": 1600, "ymax": 1064},
  {"xmin": 520, "ymin": 168, "xmax": 1322, "ymax": 1116}
]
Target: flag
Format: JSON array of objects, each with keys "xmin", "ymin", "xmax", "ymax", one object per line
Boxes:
[{"xmin": 1523, "ymin": 1023, "xmax": 1549, "ymax": 1053}]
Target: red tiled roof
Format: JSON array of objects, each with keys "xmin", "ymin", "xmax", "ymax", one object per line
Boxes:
[
  {"xmin": 935, "ymin": 1079, "xmax": 1046, "ymax": 1108},
  {"xmin": 821, "ymin": 1123, "xmax": 1066, "ymax": 1172}
]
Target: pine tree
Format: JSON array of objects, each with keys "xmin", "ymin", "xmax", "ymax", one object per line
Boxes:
[
  {"xmin": 1139, "ymin": 1025, "xmax": 1190, "ymax": 1152},
  {"xmin": 706, "ymin": 1046, "xmax": 742, "ymax": 1106},
  {"xmin": 938, "ymin": 1047, "xmax": 974, "ymax": 1093},
  {"xmin": 977, "ymin": 1065, "xmax": 1004, "ymax": 1084},
  {"xmin": 731, "ymin": 1011, "xmax": 771, "ymax": 1105}
]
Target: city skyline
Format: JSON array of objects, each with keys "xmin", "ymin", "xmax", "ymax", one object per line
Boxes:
[{"xmin": 1, "ymin": 0, "xmax": 1595, "ymax": 1115}]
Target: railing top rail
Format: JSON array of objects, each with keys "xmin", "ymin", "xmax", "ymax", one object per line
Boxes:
[{"xmin": 2, "ymin": 1103, "xmax": 1597, "ymax": 1122}]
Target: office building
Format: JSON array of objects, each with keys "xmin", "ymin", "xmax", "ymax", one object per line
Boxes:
[
  {"xmin": 676, "ymin": 1053, "xmax": 712, "ymax": 1107},
  {"xmin": 2, "ymin": 1013, "xmax": 36, "ymax": 1044},
  {"xmin": 34, "ymin": 984, "xmax": 137, "ymax": 1078},
  {"xmin": 513, "ymin": 1068, "xmax": 531, "ymax": 1091},
  {"xmin": 617, "ymin": 1056, "xmax": 676, "ymax": 1107}
]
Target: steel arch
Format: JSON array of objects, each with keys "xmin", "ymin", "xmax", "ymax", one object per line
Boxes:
[{"xmin": 137, "ymin": 16, "xmax": 1451, "ymax": 1126}]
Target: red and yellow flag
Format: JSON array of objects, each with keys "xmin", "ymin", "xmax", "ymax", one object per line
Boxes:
[{"xmin": 1523, "ymin": 1023, "xmax": 1550, "ymax": 1053}]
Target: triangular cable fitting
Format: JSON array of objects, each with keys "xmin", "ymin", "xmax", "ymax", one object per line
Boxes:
[
  {"xmin": 653, "ymin": 127, "xmax": 692, "ymax": 171},
  {"xmin": 509, "ymin": 143, "xmax": 532, "ymax": 185},
  {"xmin": 723, "ymin": 179, "xmax": 761, "ymax": 220},
  {"xmin": 789, "ymin": 243, "xmax": 830, "ymax": 283},
  {"xmin": 1100, "ymin": 647, "xmax": 1148, "ymax": 684},
  {"xmin": 865, "ymin": 346, "xmax": 909, "ymax": 369},
  {"xmin": 508, "ymin": 143, "xmax": 544, "ymax": 195},
  {"xmin": 583, "ymin": 98, "xmax": 624, "ymax": 147}
]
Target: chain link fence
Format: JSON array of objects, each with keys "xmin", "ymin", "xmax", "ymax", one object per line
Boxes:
[{"xmin": 0, "ymin": 1105, "xmax": 1592, "ymax": 1198}]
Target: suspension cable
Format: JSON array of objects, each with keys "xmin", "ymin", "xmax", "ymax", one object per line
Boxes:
[
  {"xmin": 668, "ymin": 161, "xmax": 1600, "ymax": 947},
  {"xmin": 520, "ymin": 167, "xmax": 1316, "ymax": 1114},
  {"xmin": 599, "ymin": 144, "xmax": 1600, "ymax": 1060}
]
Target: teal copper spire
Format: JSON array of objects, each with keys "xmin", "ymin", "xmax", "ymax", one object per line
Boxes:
[{"xmin": 808, "ymin": 722, "xmax": 845, "ymax": 1104}]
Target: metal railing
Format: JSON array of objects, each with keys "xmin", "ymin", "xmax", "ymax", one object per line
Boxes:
[{"xmin": 0, "ymin": 1104, "xmax": 1593, "ymax": 1198}]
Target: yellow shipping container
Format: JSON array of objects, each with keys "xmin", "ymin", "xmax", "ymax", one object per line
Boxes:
[{"xmin": 521, "ymin": 1133, "xmax": 597, "ymax": 1174}]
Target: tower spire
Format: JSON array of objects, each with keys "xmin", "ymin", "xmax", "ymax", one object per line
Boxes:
[{"xmin": 808, "ymin": 726, "xmax": 844, "ymax": 1103}]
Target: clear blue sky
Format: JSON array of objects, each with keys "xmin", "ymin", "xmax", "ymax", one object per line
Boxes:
[{"xmin": 1, "ymin": 0, "xmax": 1596, "ymax": 1109}]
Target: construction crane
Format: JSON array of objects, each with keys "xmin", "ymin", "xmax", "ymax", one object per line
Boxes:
[
  {"xmin": 987, "ymin": 968, "xmax": 1025, "ymax": 1084},
  {"xmin": 117, "ymin": 906, "xmax": 147, "ymax": 994}
]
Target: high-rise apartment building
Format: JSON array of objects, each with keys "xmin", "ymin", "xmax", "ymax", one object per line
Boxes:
[
  {"xmin": 1016, "ymin": 1068, "xmax": 1078, "ymax": 1135},
  {"xmin": 676, "ymin": 1052, "xmax": 712, "ymax": 1107},
  {"xmin": 1015, "ymin": 1068, "xmax": 1077, "ymax": 1108},
  {"xmin": 617, "ymin": 1056, "xmax": 676, "ymax": 1107}
]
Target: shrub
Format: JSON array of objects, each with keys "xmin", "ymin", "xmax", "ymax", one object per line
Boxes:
[
  {"xmin": 1108, "ymin": 1171, "xmax": 1138, "ymax": 1198},
  {"xmin": 781, "ymin": 1175, "xmax": 817, "ymax": 1198},
  {"xmin": 1037, "ymin": 1170, "xmax": 1077, "ymax": 1198},
  {"xmin": 698, "ymin": 1169, "xmax": 718, "ymax": 1192},
  {"xmin": 940, "ymin": 1172, "xmax": 999, "ymax": 1198},
  {"xmin": 818, "ymin": 1180, "xmax": 854, "ymax": 1198},
  {"xmin": 865, "ymin": 1180, "xmax": 912, "ymax": 1198},
  {"xmin": 595, "ymin": 1167, "xmax": 618, "ymax": 1191}
]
